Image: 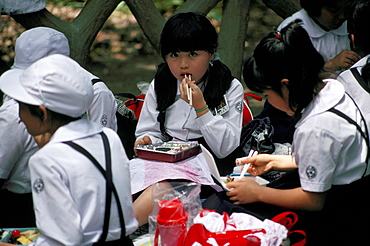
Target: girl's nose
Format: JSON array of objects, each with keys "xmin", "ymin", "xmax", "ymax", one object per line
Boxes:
[{"xmin": 180, "ymin": 58, "xmax": 189, "ymax": 69}]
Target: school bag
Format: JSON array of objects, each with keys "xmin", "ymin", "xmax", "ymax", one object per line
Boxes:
[{"xmin": 115, "ymin": 93, "xmax": 145, "ymax": 160}]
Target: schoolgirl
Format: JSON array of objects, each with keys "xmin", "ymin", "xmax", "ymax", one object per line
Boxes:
[
  {"xmin": 278, "ymin": 0, "xmax": 360, "ymax": 73},
  {"xmin": 228, "ymin": 20, "xmax": 370, "ymax": 245},
  {"xmin": 337, "ymin": 0, "xmax": 370, "ymax": 128},
  {"xmin": 0, "ymin": 54, "xmax": 137, "ymax": 245},
  {"xmin": 135, "ymin": 12, "xmax": 244, "ymax": 176},
  {"xmin": 132, "ymin": 12, "xmax": 244, "ymax": 227}
]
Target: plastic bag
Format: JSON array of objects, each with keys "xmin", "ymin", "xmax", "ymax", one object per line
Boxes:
[
  {"xmin": 149, "ymin": 181, "xmax": 202, "ymax": 246},
  {"xmin": 184, "ymin": 209, "xmax": 288, "ymax": 246}
]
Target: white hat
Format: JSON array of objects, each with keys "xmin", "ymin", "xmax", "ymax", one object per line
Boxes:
[
  {"xmin": 0, "ymin": 54, "xmax": 93, "ymax": 118},
  {"xmin": 12, "ymin": 27, "xmax": 70, "ymax": 69}
]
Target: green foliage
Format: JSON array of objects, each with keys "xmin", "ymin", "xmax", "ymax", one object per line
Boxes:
[{"xmin": 46, "ymin": 0, "xmax": 84, "ymax": 7}]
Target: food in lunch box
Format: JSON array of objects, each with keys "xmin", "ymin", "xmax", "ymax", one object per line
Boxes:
[
  {"xmin": 1, "ymin": 229, "xmax": 40, "ymax": 245},
  {"xmin": 225, "ymin": 175, "xmax": 235, "ymax": 183},
  {"xmin": 135, "ymin": 141, "xmax": 200, "ymax": 162}
]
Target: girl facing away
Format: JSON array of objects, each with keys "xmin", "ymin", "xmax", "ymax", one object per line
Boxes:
[
  {"xmin": 0, "ymin": 54, "xmax": 137, "ymax": 246},
  {"xmin": 132, "ymin": 12, "xmax": 244, "ymax": 226},
  {"xmin": 228, "ymin": 20, "xmax": 370, "ymax": 245}
]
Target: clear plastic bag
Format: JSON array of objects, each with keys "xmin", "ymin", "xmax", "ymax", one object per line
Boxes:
[{"xmin": 149, "ymin": 181, "xmax": 201, "ymax": 246}]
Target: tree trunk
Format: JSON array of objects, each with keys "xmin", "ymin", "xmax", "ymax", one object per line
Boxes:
[{"xmin": 218, "ymin": 0, "xmax": 251, "ymax": 79}]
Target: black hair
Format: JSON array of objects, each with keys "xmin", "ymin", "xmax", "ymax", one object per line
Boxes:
[
  {"xmin": 21, "ymin": 102, "xmax": 79, "ymax": 125},
  {"xmin": 155, "ymin": 12, "xmax": 232, "ymax": 113},
  {"xmin": 348, "ymin": 0, "xmax": 370, "ymax": 85},
  {"xmin": 243, "ymin": 19, "xmax": 325, "ymax": 115},
  {"xmin": 300, "ymin": 0, "xmax": 352, "ymax": 17}
]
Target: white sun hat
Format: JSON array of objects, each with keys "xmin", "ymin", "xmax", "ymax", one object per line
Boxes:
[
  {"xmin": 12, "ymin": 27, "xmax": 70, "ymax": 69},
  {"xmin": 0, "ymin": 54, "xmax": 93, "ymax": 118}
]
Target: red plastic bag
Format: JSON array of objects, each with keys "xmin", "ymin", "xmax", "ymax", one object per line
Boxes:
[
  {"xmin": 271, "ymin": 212, "xmax": 306, "ymax": 246},
  {"xmin": 184, "ymin": 223, "xmax": 264, "ymax": 246}
]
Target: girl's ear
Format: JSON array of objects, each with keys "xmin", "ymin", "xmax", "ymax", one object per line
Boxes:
[
  {"xmin": 39, "ymin": 106, "xmax": 49, "ymax": 122},
  {"xmin": 281, "ymin": 79, "xmax": 289, "ymax": 86}
]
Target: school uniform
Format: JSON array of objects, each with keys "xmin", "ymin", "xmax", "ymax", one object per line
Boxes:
[
  {"xmin": 0, "ymin": 96, "xmax": 37, "ymax": 227},
  {"xmin": 28, "ymin": 119, "xmax": 137, "ymax": 246},
  {"xmin": 278, "ymin": 9, "xmax": 350, "ymax": 63},
  {"xmin": 136, "ymin": 78, "xmax": 244, "ymax": 158},
  {"xmin": 337, "ymin": 54, "xmax": 370, "ymax": 128},
  {"xmin": 293, "ymin": 80, "xmax": 370, "ymax": 244},
  {"xmin": 88, "ymin": 79, "xmax": 118, "ymax": 132},
  {"xmin": 0, "ymin": 97, "xmax": 37, "ymax": 193}
]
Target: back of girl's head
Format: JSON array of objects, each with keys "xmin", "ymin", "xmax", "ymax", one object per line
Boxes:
[
  {"xmin": 348, "ymin": 0, "xmax": 370, "ymax": 84},
  {"xmin": 348, "ymin": 0, "xmax": 370, "ymax": 55},
  {"xmin": 243, "ymin": 19, "xmax": 324, "ymax": 114},
  {"xmin": 159, "ymin": 12, "xmax": 217, "ymax": 59}
]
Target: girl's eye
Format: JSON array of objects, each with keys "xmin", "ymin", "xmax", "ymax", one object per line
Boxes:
[
  {"xmin": 189, "ymin": 52, "xmax": 197, "ymax": 57},
  {"xmin": 169, "ymin": 52, "xmax": 178, "ymax": 58}
]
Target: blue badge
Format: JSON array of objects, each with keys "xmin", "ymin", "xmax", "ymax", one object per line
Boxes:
[
  {"xmin": 33, "ymin": 178, "xmax": 44, "ymax": 193},
  {"xmin": 306, "ymin": 166, "xmax": 317, "ymax": 179}
]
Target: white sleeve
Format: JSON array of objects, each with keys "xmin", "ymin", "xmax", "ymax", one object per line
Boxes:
[
  {"xmin": 135, "ymin": 80, "xmax": 166, "ymax": 144},
  {"xmin": 195, "ymin": 79, "xmax": 244, "ymax": 158},
  {"xmin": 30, "ymin": 154, "xmax": 83, "ymax": 246},
  {"xmin": 88, "ymin": 82, "xmax": 118, "ymax": 132},
  {"xmin": 0, "ymin": 102, "xmax": 33, "ymax": 179}
]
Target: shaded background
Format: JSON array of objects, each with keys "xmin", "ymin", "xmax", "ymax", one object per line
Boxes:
[{"xmin": 0, "ymin": 0, "xmax": 283, "ymax": 116}]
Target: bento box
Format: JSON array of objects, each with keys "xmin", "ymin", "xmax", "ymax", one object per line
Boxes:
[
  {"xmin": 135, "ymin": 141, "xmax": 200, "ymax": 162},
  {"xmin": 0, "ymin": 228, "xmax": 40, "ymax": 244}
]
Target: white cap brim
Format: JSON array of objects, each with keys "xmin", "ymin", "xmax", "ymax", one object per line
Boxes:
[{"xmin": 0, "ymin": 68, "xmax": 41, "ymax": 105}]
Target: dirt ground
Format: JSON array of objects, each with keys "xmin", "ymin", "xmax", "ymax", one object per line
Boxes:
[{"xmin": 0, "ymin": 1, "xmax": 283, "ymax": 116}]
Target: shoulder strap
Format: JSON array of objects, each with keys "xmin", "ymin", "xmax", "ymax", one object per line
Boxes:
[
  {"xmin": 63, "ymin": 132, "xmax": 131, "ymax": 244},
  {"xmin": 327, "ymin": 106, "xmax": 370, "ymax": 177},
  {"xmin": 350, "ymin": 67, "xmax": 370, "ymax": 94}
]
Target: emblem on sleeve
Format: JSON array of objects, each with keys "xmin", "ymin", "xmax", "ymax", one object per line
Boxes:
[
  {"xmin": 235, "ymin": 101, "xmax": 242, "ymax": 114},
  {"xmin": 101, "ymin": 114, "xmax": 108, "ymax": 126},
  {"xmin": 306, "ymin": 166, "xmax": 317, "ymax": 179},
  {"xmin": 33, "ymin": 178, "xmax": 45, "ymax": 193}
]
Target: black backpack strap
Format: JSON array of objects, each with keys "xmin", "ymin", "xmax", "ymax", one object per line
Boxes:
[
  {"xmin": 63, "ymin": 132, "xmax": 133, "ymax": 245},
  {"xmin": 350, "ymin": 67, "xmax": 370, "ymax": 94}
]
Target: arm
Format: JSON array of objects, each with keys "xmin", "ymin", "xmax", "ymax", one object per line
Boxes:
[
  {"xmin": 323, "ymin": 50, "xmax": 361, "ymax": 73},
  {"xmin": 226, "ymin": 178, "xmax": 326, "ymax": 211},
  {"xmin": 236, "ymin": 154, "xmax": 297, "ymax": 176},
  {"xmin": 88, "ymin": 82, "xmax": 118, "ymax": 131},
  {"xmin": 194, "ymin": 79, "xmax": 244, "ymax": 158},
  {"xmin": 29, "ymin": 154, "xmax": 83, "ymax": 246},
  {"xmin": 135, "ymin": 80, "xmax": 167, "ymax": 144}
]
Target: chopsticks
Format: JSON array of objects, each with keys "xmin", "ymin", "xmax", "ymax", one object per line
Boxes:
[
  {"xmin": 186, "ymin": 74, "xmax": 192, "ymax": 106},
  {"xmin": 237, "ymin": 149, "xmax": 257, "ymax": 178}
]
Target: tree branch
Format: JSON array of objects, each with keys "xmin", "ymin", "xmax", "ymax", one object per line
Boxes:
[
  {"xmin": 218, "ymin": 0, "xmax": 251, "ymax": 79},
  {"xmin": 176, "ymin": 0, "xmax": 221, "ymax": 15}
]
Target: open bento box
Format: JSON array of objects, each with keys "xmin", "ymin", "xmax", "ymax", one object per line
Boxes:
[
  {"xmin": 0, "ymin": 228, "xmax": 40, "ymax": 244},
  {"xmin": 135, "ymin": 141, "xmax": 200, "ymax": 162}
]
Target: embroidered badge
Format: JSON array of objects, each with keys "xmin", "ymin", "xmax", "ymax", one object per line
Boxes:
[
  {"xmin": 235, "ymin": 101, "xmax": 242, "ymax": 114},
  {"xmin": 306, "ymin": 166, "xmax": 317, "ymax": 179},
  {"xmin": 33, "ymin": 178, "xmax": 44, "ymax": 193},
  {"xmin": 101, "ymin": 114, "xmax": 108, "ymax": 126}
]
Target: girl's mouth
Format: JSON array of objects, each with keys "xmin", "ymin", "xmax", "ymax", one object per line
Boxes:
[{"xmin": 181, "ymin": 73, "xmax": 192, "ymax": 78}]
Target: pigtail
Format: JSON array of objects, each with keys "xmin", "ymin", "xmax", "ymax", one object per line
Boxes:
[
  {"xmin": 154, "ymin": 62, "xmax": 177, "ymax": 112},
  {"xmin": 204, "ymin": 59, "xmax": 233, "ymax": 109}
]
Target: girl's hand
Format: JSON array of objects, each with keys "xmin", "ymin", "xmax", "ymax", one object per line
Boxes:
[
  {"xmin": 226, "ymin": 178, "xmax": 262, "ymax": 204},
  {"xmin": 236, "ymin": 154, "xmax": 297, "ymax": 176},
  {"xmin": 179, "ymin": 75, "xmax": 206, "ymax": 110},
  {"xmin": 324, "ymin": 50, "xmax": 361, "ymax": 72},
  {"xmin": 134, "ymin": 136, "xmax": 152, "ymax": 147}
]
